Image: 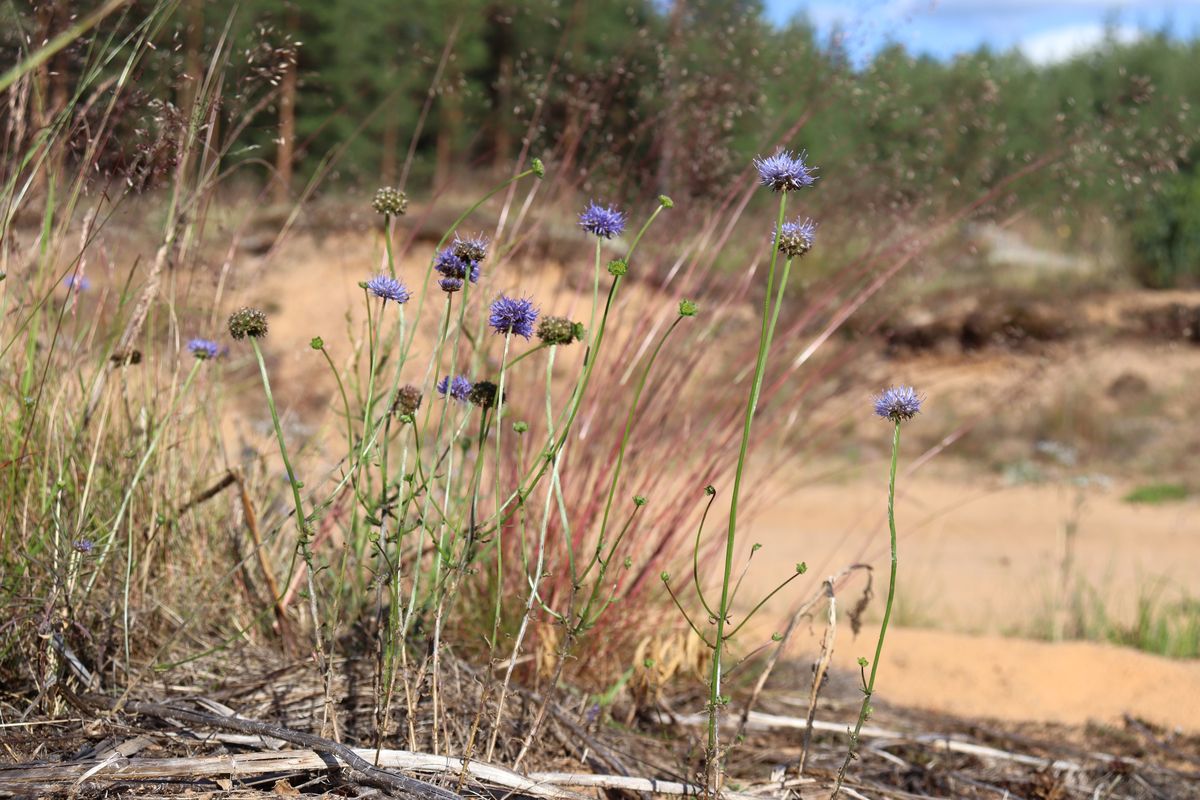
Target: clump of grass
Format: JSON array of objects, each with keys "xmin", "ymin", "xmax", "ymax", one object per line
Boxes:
[
  {"xmin": 1123, "ymin": 483, "xmax": 1190, "ymax": 505},
  {"xmin": 1030, "ymin": 579, "xmax": 1200, "ymax": 659}
]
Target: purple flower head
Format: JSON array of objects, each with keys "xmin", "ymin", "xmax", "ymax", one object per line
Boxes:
[
  {"xmin": 489, "ymin": 295, "xmax": 539, "ymax": 339},
  {"xmin": 873, "ymin": 386, "xmax": 922, "ymax": 423},
  {"xmin": 366, "ymin": 274, "xmax": 410, "ymax": 304},
  {"xmin": 187, "ymin": 338, "xmax": 221, "ymax": 360},
  {"xmin": 439, "ymin": 276, "xmax": 464, "ymax": 294},
  {"xmin": 437, "ymin": 374, "xmax": 472, "ymax": 402},
  {"xmin": 64, "ymin": 275, "xmax": 91, "ymax": 292},
  {"xmin": 773, "ymin": 217, "xmax": 817, "ymax": 258},
  {"xmin": 73, "ymin": 539, "xmax": 95, "ymax": 554},
  {"xmin": 754, "ymin": 150, "xmax": 816, "ymax": 193},
  {"xmin": 578, "ymin": 201, "xmax": 626, "ymax": 239},
  {"xmin": 435, "ymin": 248, "xmax": 480, "ymax": 284}
]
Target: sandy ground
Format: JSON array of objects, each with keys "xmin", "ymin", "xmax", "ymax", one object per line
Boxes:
[{"xmin": 234, "ymin": 229, "xmax": 1200, "ymax": 735}]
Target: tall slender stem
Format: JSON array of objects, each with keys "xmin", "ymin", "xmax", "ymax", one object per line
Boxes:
[
  {"xmin": 833, "ymin": 421, "xmax": 902, "ymax": 796},
  {"xmin": 705, "ymin": 192, "xmax": 788, "ymax": 791}
]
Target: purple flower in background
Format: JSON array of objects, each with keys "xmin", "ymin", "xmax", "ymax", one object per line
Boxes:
[
  {"xmin": 435, "ymin": 248, "xmax": 480, "ymax": 284},
  {"xmin": 773, "ymin": 217, "xmax": 817, "ymax": 258},
  {"xmin": 64, "ymin": 275, "xmax": 91, "ymax": 292},
  {"xmin": 437, "ymin": 375, "xmax": 472, "ymax": 402},
  {"xmin": 366, "ymin": 274, "xmax": 410, "ymax": 304},
  {"xmin": 753, "ymin": 150, "xmax": 816, "ymax": 193},
  {"xmin": 578, "ymin": 201, "xmax": 626, "ymax": 239},
  {"xmin": 873, "ymin": 386, "xmax": 922, "ymax": 423},
  {"xmin": 439, "ymin": 277, "xmax": 464, "ymax": 294},
  {"xmin": 489, "ymin": 295, "xmax": 539, "ymax": 339},
  {"xmin": 73, "ymin": 539, "xmax": 94, "ymax": 554},
  {"xmin": 187, "ymin": 338, "xmax": 221, "ymax": 360}
]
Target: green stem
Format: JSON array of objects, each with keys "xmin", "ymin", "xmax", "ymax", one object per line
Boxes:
[
  {"xmin": 833, "ymin": 421, "xmax": 902, "ymax": 796},
  {"xmin": 705, "ymin": 191, "xmax": 788, "ymax": 789}
]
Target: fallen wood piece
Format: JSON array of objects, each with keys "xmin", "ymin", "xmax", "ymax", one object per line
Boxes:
[
  {"xmin": 662, "ymin": 711, "xmax": 1080, "ymax": 772},
  {"xmin": 63, "ymin": 692, "xmax": 461, "ymax": 800},
  {"xmin": 0, "ymin": 749, "xmax": 589, "ymax": 799}
]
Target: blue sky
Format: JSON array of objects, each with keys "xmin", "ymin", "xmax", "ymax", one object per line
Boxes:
[{"xmin": 764, "ymin": 1, "xmax": 1200, "ymax": 64}]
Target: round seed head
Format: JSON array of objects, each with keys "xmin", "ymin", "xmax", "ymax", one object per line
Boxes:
[
  {"xmin": 372, "ymin": 186, "xmax": 408, "ymax": 216},
  {"xmin": 537, "ymin": 315, "xmax": 582, "ymax": 346},
  {"xmin": 678, "ymin": 299, "xmax": 698, "ymax": 317},
  {"xmin": 393, "ymin": 384, "xmax": 423, "ymax": 418},
  {"xmin": 468, "ymin": 380, "xmax": 502, "ymax": 409},
  {"xmin": 228, "ymin": 307, "xmax": 268, "ymax": 339}
]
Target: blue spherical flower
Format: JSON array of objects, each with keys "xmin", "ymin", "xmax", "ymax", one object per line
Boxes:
[
  {"xmin": 437, "ymin": 374, "xmax": 472, "ymax": 402},
  {"xmin": 874, "ymin": 386, "xmax": 922, "ymax": 423},
  {"xmin": 435, "ymin": 248, "xmax": 481, "ymax": 284},
  {"xmin": 773, "ymin": 217, "xmax": 817, "ymax": 258},
  {"xmin": 366, "ymin": 274, "xmax": 410, "ymax": 304},
  {"xmin": 73, "ymin": 539, "xmax": 95, "ymax": 554},
  {"xmin": 489, "ymin": 295, "xmax": 539, "ymax": 339},
  {"xmin": 187, "ymin": 338, "xmax": 221, "ymax": 360},
  {"xmin": 578, "ymin": 201, "xmax": 626, "ymax": 239},
  {"xmin": 439, "ymin": 276, "xmax": 464, "ymax": 294},
  {"xmin": 753, "ymin": 150, "xmax": 816, "ymax": 193}
]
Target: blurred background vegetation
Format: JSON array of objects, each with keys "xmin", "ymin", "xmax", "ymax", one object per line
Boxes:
[{"xmin": 6, "ymin": 0, "xmax": 1200, "ymax": 287}]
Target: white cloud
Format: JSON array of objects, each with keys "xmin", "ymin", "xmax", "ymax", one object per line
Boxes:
[{"xmin": 1018, "ymin": 22, "xmax": 1142, "ymax": 64}]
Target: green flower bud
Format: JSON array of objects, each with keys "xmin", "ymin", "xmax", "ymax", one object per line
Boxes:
[
  {"xmin": 607, "ymin": 259, "xmax": 628, "ymax": 277},
  {"xmin": 310, "ymin": 336, "xmax": 324, "ymax": 350},
  {"xmin": 513, "ymin": 420, "xmax": 529, "ymax": 434},
  {"xmin": 658, "ymin": 194, "xmax": 674, "ymax": 209},
  {"xmin": 679, "ymin": 299, "xmax": 698, "ymax": 317},
  {"xmin": 531, "ymin": 158, "xmax": 545, "ymax": 178}
]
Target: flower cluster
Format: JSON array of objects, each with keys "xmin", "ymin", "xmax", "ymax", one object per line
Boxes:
[
  {"xmin": 873, "ymin": 386, "xmax": 922, "ymax": 423},
  {"xmin": 489, "ymin": 295, "xmax": 539, "ymax": 339},
  {"xmin": 753, "ymin": 150, "xmax": 816, "ymax": 193},
  {"xmin": 774, "ymin": 218, "xmax": 817, "ymax": 258},
  {"xmin": 435, "ymin": 245, "xmax": 483, "ymax": 293},
  {"xmin": 372, "ymin": 186, "xmax": 408, "ymax": 216},
  {"xmin": 437, "ymin": 375, "xmax": 472, "ymax": 402},
  {"xmin": 188, "ymin": 338, "xmax": 220, "ymax": 360},
  {"xmin": 579, "ymin": 201, "xmax": 626, "ymax": 239},
  {"xmin": 366, "ymin": 274, "xmax": 410, "ymax": 304}
]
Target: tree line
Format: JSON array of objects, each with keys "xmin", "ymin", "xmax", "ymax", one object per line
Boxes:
[{"xmin": 5, "ymin": 0, "xmax": 1200, "ymax": 285}]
